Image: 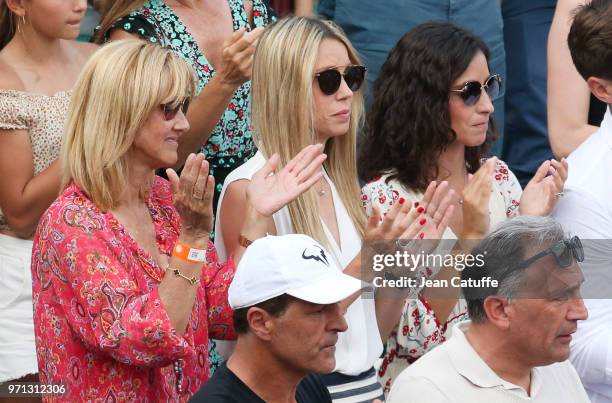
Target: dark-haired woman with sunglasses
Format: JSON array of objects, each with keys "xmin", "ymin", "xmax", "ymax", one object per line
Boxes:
[{"xmin": 359, "ymin": 22, "xmax": 568, "ymax": 393}]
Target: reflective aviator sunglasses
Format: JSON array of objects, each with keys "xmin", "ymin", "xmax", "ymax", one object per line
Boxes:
[
  {"xmin": 314, "ymin": 65, "xmax": 367, "ymax": 96},
  {"xmin": 450, "ymin": 74, "xmax": 502, "ymax": 106}
]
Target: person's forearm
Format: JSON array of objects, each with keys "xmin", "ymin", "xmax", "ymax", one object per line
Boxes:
[
  {"xmin": 175, "ymin": 76, "xmax": 238, "ymax": 169},
  {"xmin": 233, "ymin": 206, "xmax": 271, "ymax": 264},
  {"xmin": 421, "ymin": 237, "xmax": 480, "ymax": 328},
  {"xmin": 294, "ymin": 0, "xmax": 315, "ymax": 16},
  {"xmin": 549, "ymin": 121, "xmax": 598, "ymax": 158},
  {"xmin": 375, "ymin": 293, "xmax": 414, "ymax": 341},
  {"xmin": 158, "ymin": 234, "xmax": 209, "ymax": 333},
  {"xmin": 547, "ymin": 0, "xmax": 597, "ymax": 158},
  {"xmin": 2, "ymin": 160, "xmax": 61, "ymax": 238}
]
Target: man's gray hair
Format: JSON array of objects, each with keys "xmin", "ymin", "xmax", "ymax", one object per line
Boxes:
[{"xmin": 462, "ymin": 216, "xmax": 566, "ymax": 323}]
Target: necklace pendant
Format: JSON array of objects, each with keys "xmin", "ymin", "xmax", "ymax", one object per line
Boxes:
[{"xmin": 318, "ymin": 189, "xmax": 326, "ymax": 197}]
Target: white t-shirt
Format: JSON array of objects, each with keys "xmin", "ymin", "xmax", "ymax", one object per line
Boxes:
[
  {"xmin": 387, "ymin": 321, "xmax": 590, "ymax": 403},
  {"xmin": 215, "ymin": 151, "xmax": 383, "ymax": 376},
  {"xmin": 552, "ymin": 107, "xmax": 612, "ymax": 403}
]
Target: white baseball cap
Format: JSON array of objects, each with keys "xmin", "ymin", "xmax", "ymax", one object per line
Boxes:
[{"xmin": 228, "ymin": 234, "xmax": 363, "ymax": 309}]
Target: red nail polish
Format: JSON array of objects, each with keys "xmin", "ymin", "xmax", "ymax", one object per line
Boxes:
[
  {"xmin": 419, "ymin": 232, "xmax": 425, "ymax": 239},
  {"xmin": 417, "ymin": 206, "xmax": 425, "ymax": 213},
  {"xmin": 419, "ymin": 218, "xmax": 426, "ymax": 225},
  {"xmin": 414, "ymin": 201, "xmax": 419, "ymax": 207},
  {"xmin": 399, "ymin": 197, "xmax": 405, "ymax": 204}
]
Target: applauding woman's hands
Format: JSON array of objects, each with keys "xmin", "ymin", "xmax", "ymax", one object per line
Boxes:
[
  {"xmin": 520, "ymin": 158, "xmax": 568, "ymax": 216},
  {"xmin": 365, "ymin": 180, "xmax": 455, "ymax": 243},
  {"xmin": 460, "ymin": 158, "xmax": 495, "ymax": 240},
  {"xmin": 167, "ymin": 153, "xmax": 215, "ymax": 246},
  {"xmin": 233, "ymin": 144, "xmax": 327, "ymax": 262},
  {"xmin": 247, "ymin": 144, "xmax": 327, "ymax": 217}
]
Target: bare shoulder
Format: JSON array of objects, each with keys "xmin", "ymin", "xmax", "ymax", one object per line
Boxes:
[{"xmin": 0, "ymin": 58, "xmax": 25, "ymax": 91}]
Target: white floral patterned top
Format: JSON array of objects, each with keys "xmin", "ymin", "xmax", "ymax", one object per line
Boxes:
[{"xmin": 360, "ymin": 159, "xmax": 522, "ymax": 394}]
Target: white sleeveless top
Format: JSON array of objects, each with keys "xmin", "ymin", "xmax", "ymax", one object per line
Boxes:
[{"xmin": 215, "ymin": 151, "xmax": 383, "ymax": 375}]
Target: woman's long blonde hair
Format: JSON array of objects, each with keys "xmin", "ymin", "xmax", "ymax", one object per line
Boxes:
[
  {"xmin": 61, "ymin": 40, "xmax": 196, "ymax": 210},
  {"xmin": 251, "ymin": 17, "xmax": 366, "ymax": 248},
  {"xmin": 94, "ymin": 0, "xmax": 145, "ymax": 43}
]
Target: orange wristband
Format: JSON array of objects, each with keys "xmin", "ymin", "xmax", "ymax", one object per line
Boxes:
[{"xmin": 172, "ymin": 241, "xmax": 207, "ymax": 263}]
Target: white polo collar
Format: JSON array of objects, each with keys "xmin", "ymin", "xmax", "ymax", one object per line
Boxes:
[{"xmin": 447, "ymin": 321, "xmax": 542, "ymax": 398}]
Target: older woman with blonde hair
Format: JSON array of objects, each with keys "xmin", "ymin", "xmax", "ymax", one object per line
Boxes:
[
  {"xmin": 95, "ymin": 0, "xmax": 276, "ymax": 219},
  {"xmin": 31, "ymin": 39, "xmax": 326, "ymax": 401},
  {"xmin": 215, "ymin": 17, "xmax": 455, "ymax": 402}
]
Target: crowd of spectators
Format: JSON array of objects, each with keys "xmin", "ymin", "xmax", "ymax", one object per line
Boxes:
[{"xmin": 0, "ymin": 0, "xmax": 611, "ymax": 402}]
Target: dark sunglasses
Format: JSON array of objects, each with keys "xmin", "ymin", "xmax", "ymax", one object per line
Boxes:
[
  {"xmin": 450, "ymin": 74, "xmax": 502, "ymax": 106},
  {"xmin": 160, "ymin": 98, "xmax": 190, "ymax": 121},
  {"xmin": 516, "ymin": 236, "xmax": 584, "ymax": 270},
  {"xmin": 314, "ymin": 65, "xmax": 366, "ymax": 96}
]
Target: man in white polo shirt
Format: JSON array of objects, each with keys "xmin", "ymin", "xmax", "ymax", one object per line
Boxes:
[
  {"xmin": 552, "ymin": 1, "xmax": 612, "ymax": 401},
  {"xmin": 387, "ymin": 216, "xmax": 590, "ymax": 402}
]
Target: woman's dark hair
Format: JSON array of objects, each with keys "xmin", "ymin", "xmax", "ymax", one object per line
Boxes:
[
  {"xmin": 0, "ymin": 2, "xmax": 17, "ymax": 50},
  {"xmin": 359, "ymin": 22, "xmax": 495, "ymax": 192}
]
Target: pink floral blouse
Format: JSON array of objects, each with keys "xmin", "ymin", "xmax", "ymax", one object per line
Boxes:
[
  {"xmin": 31, "ymin": 177, "xmax": 236, "ymax": 402},
  {"xmin": 361, "ymin": 159, "xmax": 522, "ymax": 394}
]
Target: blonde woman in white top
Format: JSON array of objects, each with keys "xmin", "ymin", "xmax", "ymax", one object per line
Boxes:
[
  {"xmin": 216, "ymin": 17, "xmax": 455, "ymax": 402},
  {"xmin": 0, "ymin": 0, "xmax": 97, "ymax": 384}
]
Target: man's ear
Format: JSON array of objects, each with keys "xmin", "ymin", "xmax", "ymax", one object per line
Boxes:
[
  {"xmin": 587, "ymin": 76, "xmax": 612, "ymax": 104},
  {"xmin": 246, "ymin": 307, "xmax": 275, "ymax": 341},
  {"xmin": 482, "ymin": 296, "xmax": 511, "ymax": 330}
]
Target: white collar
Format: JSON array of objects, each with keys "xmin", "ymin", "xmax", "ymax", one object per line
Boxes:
[{"xmin": 447, "ymin": 321, "xmax": 542, "ymax": 397}]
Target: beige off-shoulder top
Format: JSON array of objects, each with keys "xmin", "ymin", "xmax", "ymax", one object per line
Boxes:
[{"xmin": 0, "ymin": 89, "xmax": 70, "ymax": 232}]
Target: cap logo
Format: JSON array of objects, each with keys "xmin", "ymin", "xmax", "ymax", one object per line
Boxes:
[{"xmin": 301, "ymin": 245, "xmax": 330, "ymax": 266}]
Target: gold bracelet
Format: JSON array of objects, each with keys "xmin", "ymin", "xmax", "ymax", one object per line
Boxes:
[{"xmin": 169, "ymin": 266, "xmax": 202, "ymax": 286}]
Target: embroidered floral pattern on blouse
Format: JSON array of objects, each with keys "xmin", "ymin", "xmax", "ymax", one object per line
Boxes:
[
  {"xmin": 31, "ymin": 177, "xmax": 236, "ymax": 402},
  {"xmin": 361, "ymin": 159, "xmax": 522, "ymax": 394}
]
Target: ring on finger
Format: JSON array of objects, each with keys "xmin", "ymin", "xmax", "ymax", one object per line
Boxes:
[
  {"xmin": 554, "ymin": 192, "xmax": 565, "ymax": 199},
  {"xmin": 426, "ymin": 203, "xmax": 437, "ymax": 216},
  {"xmin": 193, "ymin": 190, "xmax": 204, "ymax": 199}
]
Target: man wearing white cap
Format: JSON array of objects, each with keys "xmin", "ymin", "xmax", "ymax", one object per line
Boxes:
[{"xmin": 190, "ymin": 234, "xmax": 364, "ymax": 402}]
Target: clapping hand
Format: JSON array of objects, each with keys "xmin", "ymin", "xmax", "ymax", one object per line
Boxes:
[
  {"xmin": 166, "ymin": 153, "xmax": 215, "ymax": 241},
  {"xmin": 247, "ymin": 144, "xmax": 327, "ymax": 217},
  {"xmin": 520, "ymin": 158, "xmax": 568, "ymax": 216},
  {"xmin": 218, "ymin": 27, "xmax": 264, "ymax": 88},
  {"xmin": 461, "ymin": 158, "xmax": 495, "ymax": 239},
  {"xmin": 366, "ymin": 180, "xmax": 455, "ymax": 244}
]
